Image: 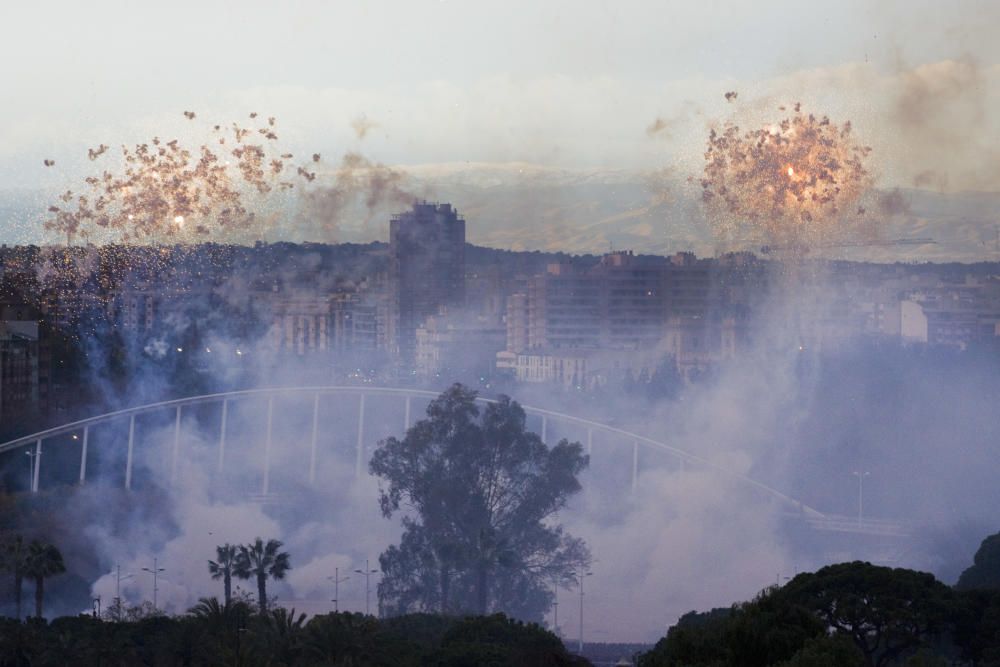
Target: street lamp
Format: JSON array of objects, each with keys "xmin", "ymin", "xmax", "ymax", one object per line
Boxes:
[
  {"xmin": 24, "ymin": 450, "xmax": 35, "ymax": 492},
  {"xmin": 570, "ymin": 571, "xmax": 593, "ymax": 655},
  {"xmin": 552, "ymin": 580, "xmax": 560, "ymax": 637},
  {"xmin": 114, "ymin": 563, "xmax": 134, "ymax": 620},
  {"xmin": 141, "ymin": 558, "xmax": 166, "ymax": 610},
  {"xmin": 354, "ymin": 559, "xmax": 379, "ymax": 616},
  {"xmin": 328, "ymin": 567, "xmax": 351, "ymax": 613},
  {"xmin": 852, "ymin": 471, "xmax": 870, "ymax": 525}
]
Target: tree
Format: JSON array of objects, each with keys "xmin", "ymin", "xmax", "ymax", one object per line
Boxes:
[
  {"xmin": 370, "ymin": 384, "xmax": 590, "ymax": 621},
  {"xmin": 208, "ymin": 543, "xmax": 239, "ymax": 605},
  {"xmin": 432, "ymin": 613, "xmax": 581, "ymax": 666},
  {"xmin": 952, "ymin": 588, "xmax": 1000, "ymax": 665},
  {"xmin": 781, "ymin": 562, "xmax": 953, "ymax": 667},
  {"xmin": 1, "ymin": 533, "xmax": 29, "ymax": 619},
  {"xmin": 957, "ymin": 531, "xmax": 1000, "ymax": 591},
  {"xmin": 234, "ymin": 537, "xmax": 291, "ymax": 613},
  {"xmin": 24, "ymin": 539, "xmax": 66, "ymax": 619},
  {"xmin": 638, "ymin": 608, "xmax": 731, "ymax": 666},
  {"xmin": 775, "ymin": 635, "xmax": 866, "ymax": 667},
  {"xmin": 638, "ymin": 589, "xmax": 825, "ymax": 667},
  {"xmin": 302, "ymin": 612, "xmax": 385, "ymax": 665},
  {"xmin": 253, "ymin": 607, "xmax": 307, "ymax": 666},
  {"xmin": 188, "ymin": 596, "xmax": 253, "ymax": 664}
]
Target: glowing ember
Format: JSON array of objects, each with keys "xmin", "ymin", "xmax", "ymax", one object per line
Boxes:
[{"xmin": 700, "ymin": 103, "xmax": 873, "ymax": 251}]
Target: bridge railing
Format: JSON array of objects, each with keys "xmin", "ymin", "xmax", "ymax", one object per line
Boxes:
[{"xmin": 0, "ymin": 386, "xmax": 824, "ymax": 518}]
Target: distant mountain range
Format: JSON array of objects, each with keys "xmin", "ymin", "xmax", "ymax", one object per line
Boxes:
[
  {"xmin": 405, "ymin": 163, "xmax": 1000, "ymax": 263},
  {"xmin": 3, "ymin": 163, "xmax": 999, "ymax": 263}
]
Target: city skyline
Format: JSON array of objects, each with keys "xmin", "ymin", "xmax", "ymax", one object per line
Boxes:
[{"xmin": 3, "ymin": 2, "xmax": 1000, "ymax": 658}]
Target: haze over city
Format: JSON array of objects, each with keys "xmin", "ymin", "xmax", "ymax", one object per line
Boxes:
[{"xmin": 1, "ymin": 2, "xmax": 1000, "ymax": 665}]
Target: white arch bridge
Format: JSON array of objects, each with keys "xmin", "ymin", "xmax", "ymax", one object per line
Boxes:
[{"xmin": 0, "ymin": 386, "xmax": 907, "ymax": 537}]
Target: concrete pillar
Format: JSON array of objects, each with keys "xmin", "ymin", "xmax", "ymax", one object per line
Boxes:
[
  {"xmin": 586, "ymin": 428, "xmax": 593, "ymax": 457},
  {"xmin": 31, "ymin": 439, "xmax": 42, "ymax": 493},
  {"xmin": 125, "ymin": 415, "xmax": 135, "ymax": 490},
  {"xmin": 541, "ymin": 416, "xmax": 548, "ymax": 443},
  {"xmin": 171, "ymin": 405, "xmax": 182, "ymax": 485},
  {"xmin": 262, "ymin": 396, "xmax": 274, "ymax": 495},
  {"xmin": 355, "ymin": 394, "xmax": 366, "ymax": 479},
  {"xmin": 79, "ymin": 427, "xmax": 89, "ymax": 484},
  {"xmin": 404, "ymin": 395, "xmax": 411, "ymax": 432},
  {"xmin": 217, "ymin": 399, "xmax": 228, "ymax": 474},
  {"xmin": 309, "ymin": 393, "xmax": 320, "ymax": 484}
]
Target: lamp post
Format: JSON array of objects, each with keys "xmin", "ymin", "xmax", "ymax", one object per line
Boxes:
[
  {"xmin": 552, "ymin": 582, "xmax": 560, "ymax": 636},
  {"xmin": 142, "ymin": 558, "xmax": 166, "ymax": 610},
  {"xmin": 852, "ymin": 471, "xmax": 870, "ymax": 525},
  {"xmin": 24, "ymin": 450, "xmax": 35, "ymax": 492},
  {"xmin": 328, "ymin": 567, "xmax": 351, "ymax": 612},
  {"xmin": 570, "ymin": 571, "xmax": 593, "ymax": 655},
  {"xmin": 354, "ymin": 559, "xmax": 379, "ymax": 616},
  {"xmin": 113, "ymin": 563, "xmax": 134, "ymax": 620}
]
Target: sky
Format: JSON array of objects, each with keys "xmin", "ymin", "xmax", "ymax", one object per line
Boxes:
[{"xmin": 1, "ymin": 0, "xmax": 999, "ymax": 249}]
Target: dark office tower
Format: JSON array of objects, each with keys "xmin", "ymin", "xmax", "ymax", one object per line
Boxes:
[{"xmin": 389, "ymin": 202, "xmax": 466, "ymax": 366}]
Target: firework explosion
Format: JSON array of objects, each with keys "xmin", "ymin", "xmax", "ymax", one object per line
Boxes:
[
  {"xmin": 10, "ymin": 111, "xmax": 418, "ymax": 336},
  {"xmin": 43, "ymin": 112, "xmax": 309, "ymax": 245},
  {"xmin": 700, "ymin": 102, "xmax": 873, "ymax": 252}
]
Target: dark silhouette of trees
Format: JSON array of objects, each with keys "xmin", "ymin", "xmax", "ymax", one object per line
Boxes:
[
  {"xmin": 957, "ymin": 531, "xmax": 1000, "ymax": 591},
  {"xmin": 234, "ymin": 537, "xmax": 291, "ymax": 613},
  {"xmin": 775, "ymin": 635, "xmax": 865, "ymax": 666},
  {"xmin": 370, "ymin": 384, "xmax": 590, "ymax": 621},
  {"xmin": 637, "ymin": 590, "xmax": 828, "ymax": 667},
  {"xmin": 207, "ymin": 543, "xmax": 239, "ymax": 605},
  {"xmin": 0, "ymin": 534, "xmax": 30, "ymax": 620},
  {"xmin": 953, "ymin": 588, "xmax": 1000, "ymax": 665},
  {"xmin": 781, "ymin": 562, "xmax": 953, "ymax": 667},
  {"xmin": 188, "ymin": 596, "xmax": 253, "ymax": 663},
  {"xmin": 435, "ymin": 613, "xmax": 585, "ymax": 666},
  {"xmin": 24, "ymin": 540, "xmax": 65, "ymax": 619},
  {"xmin": 254, "ymin": 606, "xmax": 307, "ymax": 665},
  {"xmin": 640, "ymin": 561, "xmax": 961, "ymax": 667}
]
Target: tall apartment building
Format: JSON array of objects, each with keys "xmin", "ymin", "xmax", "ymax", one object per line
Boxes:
[
  {"xmin": 388, "ymin": 202, "xmax": 466, "ymax": 365},
  {"xmin": 501, "ymin": 251, "xmax": 723, "ymax": 384},
  {"xmin": 0, "ymin": 300, "xmax": 51, "ymax": 429},
  {"xmin": 507, "ymin": 251, "xmax": 713, "ymax": 351}
]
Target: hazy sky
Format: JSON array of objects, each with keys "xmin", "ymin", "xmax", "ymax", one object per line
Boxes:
[{"xmin": 1, "ymin": 1, "xmax": 998, "ymax": 189}]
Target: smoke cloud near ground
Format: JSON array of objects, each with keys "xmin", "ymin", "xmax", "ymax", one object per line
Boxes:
[{"xmin": 0, "ymin": 252, "xmax": 987, "ymax": 643}]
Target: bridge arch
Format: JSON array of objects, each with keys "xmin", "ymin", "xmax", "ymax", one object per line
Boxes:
[{"xmin": 0, "ymin": 386, "xmax": 824, "ymax": 518}]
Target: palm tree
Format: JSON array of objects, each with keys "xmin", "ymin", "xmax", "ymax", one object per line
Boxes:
[
  {"xmin": 24, "ymin": 540, "xmax": 66, "ymax": 618},
  {"xmin": 1, "ymin": 534, "xmax": 30, "ymax": 619},
  {"xmin": 188, "ymin": 596, "xmax": 252, "ymax": 664},
  {"xmin": 258, "ymin": 607, "xmax": 307, "ymax": 665},
  {"xmin": 208, "ymin": 543, "xmax": 239, "ymax": 605},
  {"xmin": 234, "ymin": 538, "xmax": 290, "ymax": 613}
]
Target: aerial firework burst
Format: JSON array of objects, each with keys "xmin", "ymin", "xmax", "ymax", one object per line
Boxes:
[
  {"xmin": 700, "ymin": 103, "xmax": 874, "ymax": 252},
  {"xmin": 43, "ymin": 112, "xmax": 307, "ymax": 245},
  {"xmin": 13, "ymin": 111, "xmax": 418, "ymax": 334}
]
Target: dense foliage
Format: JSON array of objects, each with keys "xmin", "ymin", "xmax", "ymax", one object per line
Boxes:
[
  {"xmin": 638, "ymin": 560, "xmax": 1000, "ymax": 667},
  {"xmin": 0, "ymin": 606, "xmax": 588, "ymax": 667},
  {"xmin": 958, "ymin": 532, "xmax": 1000, "ymax": 592},
  {"xmin": 0, "ymin": 535, "xmax": 65, "ymax": 621},
  {"xmin": 370, "ymin": 384, "xmax": 590, "ymax": 621}
]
